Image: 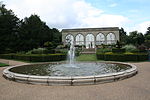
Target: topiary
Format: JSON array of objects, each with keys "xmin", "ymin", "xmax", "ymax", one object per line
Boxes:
[{"xmin": 116, "ymin": 40, "xmax": 122, "ymax": 49}]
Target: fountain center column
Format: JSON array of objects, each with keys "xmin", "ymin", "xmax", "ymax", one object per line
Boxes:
[{"xmin": 67, "ymin": 42, "xmax": 76, "ymax": 66}]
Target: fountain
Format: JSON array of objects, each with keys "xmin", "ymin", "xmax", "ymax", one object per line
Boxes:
[
  {"xmin": 2, "ymin": 41, "xmax": 138, "ymax": 85},
  {"xmin": 67, "ymin": 41, "xmax": 76, "ymax": 66}
]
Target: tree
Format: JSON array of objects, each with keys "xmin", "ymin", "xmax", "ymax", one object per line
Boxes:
[
  {"xmin": 51, "ymin": 28, "xmax": 61, "ymax": 47},
  {"xmin": 18, "ymin": 14, "xmax": 62, "ymax": 52},
  {"xmin": 144, "ymin": 26, "xmax": 150, "ymax": 48},
  {"xmin": 127, "ymin": 31, "xmax": 145, "ymax": 45},
  {"xmin": 0, "ymin": 3, "xmax": 21, "ymax": 53},
  {"xmin": 0, "ymin": 2, "xmax": 62, "ymax": 53},
  {"xmin": 18, "ymin": 14, "xmax": 53, "ymax": 51},
  {"xmin": 146, "ymin": 26, "xmax": 150, "ymax": 34},
  {"xmin": 119, "ymin": 27, "xmax": 128, "ymax": 45}
]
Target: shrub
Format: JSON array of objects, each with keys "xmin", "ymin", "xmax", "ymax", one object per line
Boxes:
[
  {"xmin": 112, "ymin": 48, "xmax": 126, "ymax": 53},
  {"xmin": 138, "ymin": 45, "xmax": 147, "ymax": 52},
  {"xmin": 0, "ymin": 54, "xmax": 66, "ymax": 62},
  {"xmin": 96, "ymin": 53, "xmax": 104, "ymax": 60},
  {"xmin": 97, "ymin": 48, "xmax": 112, "ymax": 53},
  {"xmin": 13, "ymin": 54, "xmax": 31, "ymax": 61},
  {"xmin": 96, "ymin": 52, "xmax": 148, "ymax": 61},
  {"xmin": 55, "ymin": 49, "xmax": 68, "ymax": 54},
  {"xmin": 29, "ymin": 54, "xmax": 66, "ymax": 62},
  {"xmin": 123, "ymin": 44, "xmax": 138, "ymax": 53},
  {"xmin": 137, "ymin": 53, "xmax": 148, "ymax": 61},
  {"xmin": 44, "ymin": 42, "xmax": 54, "ymax": 49},
  {"xmin": 16, "ymin": 51, "xmax": 26, "ymax": 54},
  {"xmin": 0, "ymin": 54, "xmax": 14, "ymax": 59},
  {"xmin": 26, "ymin": 48, "xmax": 49, "ymax": 54},
  {"xmin": 56, "ymin": 45, "xmax": 65, "ymax": 49}
]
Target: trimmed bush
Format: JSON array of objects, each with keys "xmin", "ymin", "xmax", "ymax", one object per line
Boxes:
[
  {"xmin": 29, "ymin": 54, "xmax": 66, "ymax": 62},
  {"xmin": 13, "ymin": 54, "xmax": 31, "ymax": 61},
  {"xmin": 0, "ymin": 54, "xmax": 66, "ymax": 62},
  {"xmin": 96, "ymin": 52, "xmax": 148, "ymax": 61},
  {"xmin": 112, "ymin": 48, "xmax": 126, "ymax": 53},
  {"xmin": 0, "ymin": 54, "xmax": 14, "ymax": 59},
  {"xmin": 97, "ymin": 48, "xmax": 112, "ymax": 53},
  {"xmin": 96, "ymin": 53, "xmax": 104, "ymax": 60},
  {"xmin": 137, "ymin": 53, "xmax": 149, "ymax": 61}
]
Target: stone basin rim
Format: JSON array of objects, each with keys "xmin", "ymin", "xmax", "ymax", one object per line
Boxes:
[{"xmin": 2, "ymin": 62, "xmax": 138, "ymax": 86}]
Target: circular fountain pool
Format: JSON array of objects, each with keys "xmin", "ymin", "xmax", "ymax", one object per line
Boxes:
[{"xmin": 3, "ymin": 62, "xmax": 137, "ymax": 86}]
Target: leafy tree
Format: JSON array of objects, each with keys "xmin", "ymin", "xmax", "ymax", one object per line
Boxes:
[
  {"xmin": 0, "ymin": 3, "xmax": 21, "ymax": 53},
  {"xmin": 146, "ymin": 26, "xmax": 150, "ymax": 34},
  {"xmin": 119, "ymin": 27, "xmax": 128, "ymax": 45},
  {"xmin": 51, "ymin": 28, "xmax": 62, "ymax": 47},
  {"xmin": 0, "ymin": 2, "xmax": 61, "ymax": 53},
  {"xmin": 144, "ymin": 26, "xmax": 150, "ymax": 48},
  {"xmin": 18, "ymin": 14, "xmax": 53, "ymax": 51},
  {"xmin": 127, "ymin": 31, "xmax": 145, "ymax": 45},
  {"xmin": 18, "ymin": 14, "xmax": 62, "ymax": 52}
]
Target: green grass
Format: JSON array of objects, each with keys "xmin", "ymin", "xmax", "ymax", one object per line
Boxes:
[
  {"xmin": 0, "ymin": 63, "xmax": 9, "ymax": 67},
  {"xmin": 76, "ymin": 54, "xmax": 98, "ymax": 61}
]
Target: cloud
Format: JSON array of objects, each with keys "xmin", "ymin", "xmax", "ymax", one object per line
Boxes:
[
  {"xmin": 109, "ymin": 3, "xmax": 117, "ymax": 7},
  {"xmin": 137, "ymin": 21, "xmax": 150, "ymax": 34},
  {"xmin": 129, "ymin": 9, "xmax": 139, "ymax": 13},
  {"xmin": 125, "ymin": 21, "xmax": 150, "ymax": 34},
  {"xmin": 80, "ymin": 14, "xmax": 129, "ymax": 28},
  {"xmin": 4, "ymin": 0, "xmax": 128, "ymax": 29}
]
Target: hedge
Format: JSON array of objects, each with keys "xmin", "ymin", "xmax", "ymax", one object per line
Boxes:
[
  {"xmin": 96, "ymin": 53, "xmax": 149, "ymax": 61},
  {"xmin": 0, "ymin": 54, "xmax": 66, "ymax": 62},
  {"xmin": 112, "ymin": 48, "xmax": 126, "ymax": 53},
  {"xmin": 96, "ymin": 53, "xmax": 105, "ymax": 60},
  {"xmin": 0, "ymin": 54, "xmax": 14, "ymax": 59}
]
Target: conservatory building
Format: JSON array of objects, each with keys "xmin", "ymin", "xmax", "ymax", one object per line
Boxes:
[{"xmin": 61, "ymin": 27, "xmax": 120, "ymax": 48}]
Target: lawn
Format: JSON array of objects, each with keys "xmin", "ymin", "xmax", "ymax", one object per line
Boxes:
[
  {"xmin": 0, "ymin": 63, "xmax": 9, "ymax": 67},
  {"xmin": 76, "ymin": 54, "xmax": 98, "ymax": 61}
]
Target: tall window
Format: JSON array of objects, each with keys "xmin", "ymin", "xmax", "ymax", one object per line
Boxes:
[
  {"xmin": 96, "ymin": 33, "xmax": 105, "ymax": 45},
  {"xmin": 75, "ymin": 34, "xmax": 84, "ymax": 45},
  {"xmin": 86, "ymin": 34, "xmax": 95, "ymax": 48},
  {"xmin": 65, "ymin": 34, "xmax": 74, "ymax": 44},
  {"xmin": 106, "ymin": 33, "xmax": 116, "ymax": 44}
]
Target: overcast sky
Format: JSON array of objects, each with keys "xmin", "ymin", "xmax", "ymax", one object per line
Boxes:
[{"xmin": 3, "ymin": 0, "xmax": 150, "ymax": 34}]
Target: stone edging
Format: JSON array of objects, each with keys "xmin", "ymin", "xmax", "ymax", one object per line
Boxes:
[{"xmin": 2, "ymin": 62, "xmax": 138, "ymax": 86}]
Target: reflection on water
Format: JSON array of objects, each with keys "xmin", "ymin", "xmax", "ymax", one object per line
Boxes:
[{"xmin": 10, "ymin": 63, "xmax": 131, "ymax": 76}]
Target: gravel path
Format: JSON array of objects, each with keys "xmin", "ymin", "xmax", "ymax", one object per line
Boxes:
[{"xmin": 0, "ymin": 59, "xmax": 150, "ymax": 100}]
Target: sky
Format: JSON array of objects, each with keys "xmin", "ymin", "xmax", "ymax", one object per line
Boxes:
[{"xmin": 3, "ymin": 0, "xmax": 150, "ymax": 34}]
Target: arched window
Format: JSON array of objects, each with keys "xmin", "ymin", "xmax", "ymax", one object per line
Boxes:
[
  {"xmin": 106, "ymin": 33, "xmax": 116, "ymax": 44},
  {"xmin": 96, "ymin": 33, "xmax": 105, "ymax": 45},
  {"xmin": 86, "ymin": 34, "xmax": 95, "ymax": 48},
  {"xmin": 65, "ymin": 34, "xmax": 74, "ymax": 45},
  {"xmin": 75, "ymin": 34, "xmax": 84, "ymax": 45}
]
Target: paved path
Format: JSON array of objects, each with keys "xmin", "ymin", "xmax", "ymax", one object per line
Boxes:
[
  {"xmin": 0, "ymin": 59, "xmax": 150, "ymax": 100},
  {"xmin": 0, "ymin": 59, "xmax": 29, "ymax": 66}
]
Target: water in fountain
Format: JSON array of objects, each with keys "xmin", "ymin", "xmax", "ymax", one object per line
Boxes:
[{"xmin": 67, "ymin": 42, "xmax": 76, "ymax": 67}]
